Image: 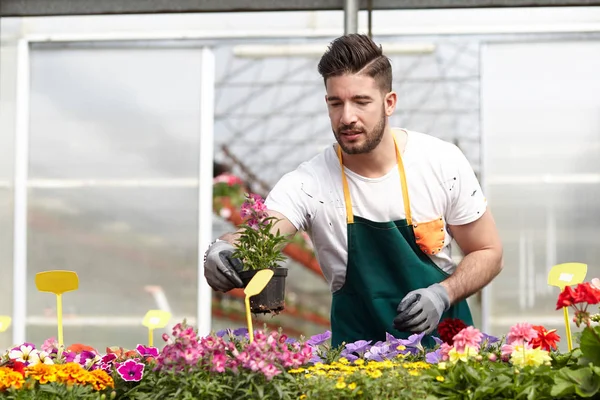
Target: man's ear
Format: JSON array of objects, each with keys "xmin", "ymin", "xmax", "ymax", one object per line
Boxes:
[{"xmin": 385, "ymin": 91, "xmax": 397, "ymax": 116}]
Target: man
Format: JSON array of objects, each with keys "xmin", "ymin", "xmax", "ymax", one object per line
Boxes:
[{"xmin": 204, "ymin": 34, "xmax": 503, "ymax": 348}]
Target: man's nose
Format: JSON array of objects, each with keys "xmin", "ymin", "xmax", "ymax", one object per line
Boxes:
[{"xmin": 340, "ymin": 104, "xmax": 358, "ymax": 125}]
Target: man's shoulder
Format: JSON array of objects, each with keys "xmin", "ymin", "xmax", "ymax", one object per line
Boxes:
[{"xmin": 281, "ymin": 145, "xmax": 335, "ymax": 180}]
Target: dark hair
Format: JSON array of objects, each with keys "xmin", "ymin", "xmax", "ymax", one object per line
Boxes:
[{"xmin": 317, "ymin": 34, "xmax": 392, "ymax": 92}]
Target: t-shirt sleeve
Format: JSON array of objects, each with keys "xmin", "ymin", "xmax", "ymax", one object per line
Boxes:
[
  {"xmin": 445, "ymin": 145, "xmax": 488, "ymax": 226},
  {"xmin": 264, "ymin": 166, "xmax": 318, "ymax": 232}
]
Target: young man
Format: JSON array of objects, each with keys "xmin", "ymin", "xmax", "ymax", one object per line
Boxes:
[{"xmin": 204, "ymin": 34, "xmax": 503, "ymax": 347}]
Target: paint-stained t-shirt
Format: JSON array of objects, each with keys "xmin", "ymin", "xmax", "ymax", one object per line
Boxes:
[{"xmin": 265, "ymin": 129, "xmax": 487, "ymax": 293}]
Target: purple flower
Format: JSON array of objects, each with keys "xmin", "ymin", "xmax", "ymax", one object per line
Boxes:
[
  {"xmin": 309, "ymin": 354, "xmax": 324, "ymax": 364},
  {"xmin": 365, "ymin": 344, "xmax": 389, "ymax": 362},
  {"xmin": 116, "ymin": 359, "xmax": 145, "ymax": 382},
  {"xmin": 63, "ymin": 351, "xmax": 77, "ymax": 363},
  {"xmin": 233, "ymin": 327, "xmax": 248, "ymax": 337},
  {"xmin": 482, "ymin": 333, "xmax": 500, "ymax": 346},
  {"xmin": 344, "ymin": 340, "xmax": 372, "ymax": 355},
  {"xmin": 306, "ymin": 331, "xmax": 331, "ymax": 346},
  {"xmin": 285, "ymin": 337, "xmax": 298, "ymax": 345},
  {"xmin": 426, "ymin": 349, "xmax": 443, "ymax": 364},
  {"xmin": 399, "ymin": 332, "xmax": 425, "ymax": 354},
  {"xmin": 432, "ymin": 336, "xmax": 444, "ymax": 346},
  {"xmin": 136, "ymin": 344, "xmax": 159, "ymax": 358},
  {"xmin": 216, "ymin": 329, "xmax": 231, "ymax": 338},
  {"xmin": 339, "ymin": 349, "xmax": 359, "ymax": 362}
]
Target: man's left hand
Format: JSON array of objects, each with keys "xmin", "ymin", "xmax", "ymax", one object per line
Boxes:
[{"xmin": 393, "ymin": 283, "xmax": 450, "ymax": 335}]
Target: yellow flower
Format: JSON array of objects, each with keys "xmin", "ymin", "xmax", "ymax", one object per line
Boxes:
[
  {"xmin": 338, "ymin": 358, "xmax": 349, "ymax": 365},
  {"xmin": 408, "ymin": 370, "xmax": 420, "ymax": 376},
  {"xmin": 299, "ymin": 395, "xmax": 307, "ymax": 399},
  {"xmin": 336, "ymin": 381, "xmax": 347, "ymax": 389},
  {"xmin": 448, "ymin": 345, "xmax": 478, "ymax": 364},
  {"xmin": 348, "ymin": 382, "xmax": 357, "ymax": 390},
  {"xmin": 510, "ymin": 346, "xmax": 551, "ymax": 368},
  {"xmin": 438, "ymin": 362, "xmax": 447, "ymax": 370},
  {"xmin": 368, "ymin": 370, "xmax": 382, "ymax": 379},
  {"xmin": 354, "ymin": 359, "xmax": 365, "ymax": 366},
  {"xmin": 436, "ymin": 375, "xmax": 445, "ymax": 382},
  {"xmin": 289, "ymin": 368, "xmax": 305, "ymax": 374},
  {"xmin": 0, "ymin": 367, "xmax": 25, "ymax": 390}
]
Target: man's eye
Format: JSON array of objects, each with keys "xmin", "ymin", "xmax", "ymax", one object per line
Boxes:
[
  {"xmin": 329, "ymin": 103, "xmax": 341, "ymax": 107},
  {"xmin": 357, "ymin": 101, "xmax": 369, "ymax": 105}
]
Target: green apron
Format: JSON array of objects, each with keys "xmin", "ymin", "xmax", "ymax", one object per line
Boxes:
[{"xmin": 330, "ymin": 133, "xmax": 473, "ymax": 349}]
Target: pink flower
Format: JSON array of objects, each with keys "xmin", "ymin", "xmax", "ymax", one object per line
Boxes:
[
  {"xmin": 116, "ymin": 359, "xmax": 145, "ymax": 382},
  {"xmin": 439, "ymin": 343, "xmax": 452, "ymax": 361},
  {"xmin": 452, "ymin": 326, "xmax": 483, "ymax": 352},
  {"xmin": 261, "ymin": 364, "xmax": 281, "ymax": 381},
  {"xmin": 41, "ymin": 338, "xmax": 58, "ymax": 353},
  {"xmin": 507, "ymin": 323, "xmax": 537, "ymax": 345}
]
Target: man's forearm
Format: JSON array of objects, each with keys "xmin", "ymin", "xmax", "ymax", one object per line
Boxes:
[{"xmin": 440, "ymin": 248, "xmax": 503, "ymax": 305}]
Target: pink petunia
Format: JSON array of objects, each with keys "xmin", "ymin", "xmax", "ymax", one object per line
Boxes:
[{"xmin": 116, "ymin": 359, "xmax": 145, "ymax": 382}]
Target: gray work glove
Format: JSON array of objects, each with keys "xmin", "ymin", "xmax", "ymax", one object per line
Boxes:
[
  {"xmin": 204, "ymin": 240, "xmax": 245, "ymax": 292},
  {"xmin": 393, "ymin": 283, "xmax": 450, "ymax": 335}
]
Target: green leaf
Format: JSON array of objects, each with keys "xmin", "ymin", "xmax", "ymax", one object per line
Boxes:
[{"xmin": 580, "ymin": 326, "xmax": 600, "ymax": 366}]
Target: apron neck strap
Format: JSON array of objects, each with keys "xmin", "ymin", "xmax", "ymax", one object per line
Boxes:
[{"xmin": 336, "ymin": 131, "xmax": 412, "ymax": 225}]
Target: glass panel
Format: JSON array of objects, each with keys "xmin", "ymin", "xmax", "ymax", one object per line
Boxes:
[
  {"xmin": 27, "ymin": 45, "xmax": 203, "ymax": 349},
  {"xmin": 0, "ymin": 189, "xmax": 13, "ymax": 350},
  {"xmin": 29, "ymin": 46, "xmax": 202, "ymax": 179},
  {"xmin": 27, "ymin": 187, "xmax": 198, "ymax": 349},
  {"xmin": 0, "ymin": 19, "xmax": 18, "ymax": 350},
  {"xmin": 482, "ymin": 40, "xmax": 600, "ymax": 350}
]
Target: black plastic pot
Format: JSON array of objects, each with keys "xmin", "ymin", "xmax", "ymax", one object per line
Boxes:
[{"xmin": 239, "ymin": 267, "xmax": 288, "ymax": 314}]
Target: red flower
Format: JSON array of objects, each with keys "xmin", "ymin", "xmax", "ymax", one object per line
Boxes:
[
  {"xmin": 6, "ymin": 360, "xmax": 25, "ymax": 377},
  {"xmin": 576, "ymin": 282, "xmax": 600, "ymax": 305},
  {"xmin": 530, "ymin": 325, "xmax": 560, "ymax": 351},
  {"xmin": 556, "ymin": 285, "xmax": 576, "ymax": 309},
  {"xmin": 437, "ymin": 318, "xmax": 467, "ymax": 345},
  {"xmin": 557, "ymin": 283, "xmax": 600, "ymax": 310}
]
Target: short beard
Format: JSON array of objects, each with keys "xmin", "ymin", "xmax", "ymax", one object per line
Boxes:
[{"xmin": 335, "ymin": 107, "xmax": 386, "ymax": 155}]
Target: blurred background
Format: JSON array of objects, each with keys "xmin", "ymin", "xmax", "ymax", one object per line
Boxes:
[{"xmin": 1, "ymin": 1, "xmax": 599, "ymax": 353}]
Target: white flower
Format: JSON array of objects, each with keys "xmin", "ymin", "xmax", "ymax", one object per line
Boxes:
[
  {"xmin": 9, "ymin": 345, "xmax": 40, "ymax": 365},
  {"xmin": 38, "ymin": 350, "xmax": 54, "ymax": 365}
]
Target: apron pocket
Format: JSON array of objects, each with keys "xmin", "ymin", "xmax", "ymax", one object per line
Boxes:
[{"xmin": 413, "ymin": 216, "xmax": 446, "ymax": 256}]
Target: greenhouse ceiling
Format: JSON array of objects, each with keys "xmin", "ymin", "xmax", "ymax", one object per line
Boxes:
[{"xmin": 2, "ymin": 0, "xmax": 600, "ymax": 17}]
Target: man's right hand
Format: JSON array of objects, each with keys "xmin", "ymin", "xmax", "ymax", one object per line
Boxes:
[{"xmin": 204, "ymin": 240, "xmax": 245, "ymax": 292}]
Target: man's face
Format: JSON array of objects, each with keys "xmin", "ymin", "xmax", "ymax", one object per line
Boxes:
[{"xmin": 325, "ymin": 74, "xmax": 390, "ymax": 155}]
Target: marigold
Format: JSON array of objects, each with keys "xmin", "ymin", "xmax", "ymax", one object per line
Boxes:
[
  {"xmin": 26, "ymin": 363, "xmax": 57, "ymax": 384},
  {"xmin": 0, "ymin": 367, "xmax": 25, "ymax": 390}
]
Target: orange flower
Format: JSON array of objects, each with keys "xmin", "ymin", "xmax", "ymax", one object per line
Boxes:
[
  {"xmin": 26, "ymin": 364, "xmax": 57, "ymax": 384},
  {"xmin": 89, "ymin": 369, "xmax": 115, "ymax": 391},
  {"xmin": 55, "ymin": 363, "xmax": 87, "ymax": 385},
  {"xmin": 67, "ymin": 343, "xmax": 97, "ymax": 353},
  {"xmin": 530, "ymin": 325, "xmax": 560, "ymax": 351},
  {"xmin": 0, "ymin": 367, "xmax": 25, "ymax": 390}
]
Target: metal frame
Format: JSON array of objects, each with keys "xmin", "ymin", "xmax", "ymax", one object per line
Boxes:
[
  {"xmin": 2, "ymin": 0, "xmax": 600, "ymax": 17},
  {"xmin": 10, "ymin": 36, "xmax": 217, "ymax": 344}
]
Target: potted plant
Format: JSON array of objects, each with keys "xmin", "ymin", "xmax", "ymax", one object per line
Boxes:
[{"xmin": 232, "ymin": 193, "xmax": 291, "ymax": 314}]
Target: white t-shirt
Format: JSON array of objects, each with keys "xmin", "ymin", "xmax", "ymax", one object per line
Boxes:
[{"xmin": 265, "ymin": 129, "xmax": 487, "ymax": 293}]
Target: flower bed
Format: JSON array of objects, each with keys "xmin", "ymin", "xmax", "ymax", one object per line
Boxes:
[{"xmin": 2, "ymin": 282, "xmax": 600, "ymax": 399}]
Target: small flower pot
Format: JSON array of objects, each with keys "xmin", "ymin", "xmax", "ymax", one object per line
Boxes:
[{"xmin": 239, "ymin": 267, "xmax": 288, "ymax": 314}]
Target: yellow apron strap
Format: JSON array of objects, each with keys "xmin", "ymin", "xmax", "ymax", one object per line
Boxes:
[
  {"xmin": 336, "ymin": 131, "xmax": 412, "ymax": 226},
  {"xmin": 393, "ymin": 133, "xmax": 412, "ymax": 226},
  {"xmin": 337, "ymin": 144, "xmax": 355, "ymax": 224}
]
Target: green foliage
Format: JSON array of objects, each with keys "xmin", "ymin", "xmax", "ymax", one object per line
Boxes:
[{"xmin": 0, "ymin": 383, "xmax": 112, "ymax": 400}]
